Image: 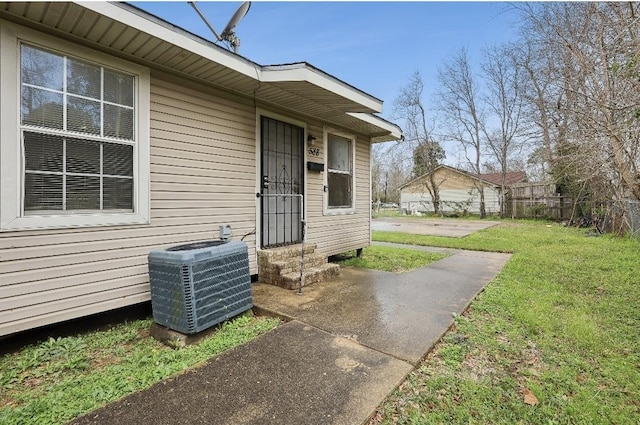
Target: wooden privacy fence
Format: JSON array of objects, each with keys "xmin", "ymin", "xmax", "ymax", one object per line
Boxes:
[
  {"xmin": 505, "ymin": 182, "xmax": 573, "ymax": 220},
  {"xmin": 505, "ymin": 196, "xmax": 573, "ymax": 220}
]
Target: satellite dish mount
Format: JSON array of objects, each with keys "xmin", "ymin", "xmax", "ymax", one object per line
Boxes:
[{"xmin": 189, "ymin": 1, "xmax": 251, "ymax": 54}]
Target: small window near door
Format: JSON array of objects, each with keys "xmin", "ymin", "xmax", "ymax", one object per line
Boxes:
[{"xmin": 325, "ymin": 131, "xmax": 355, "ymax": 213}]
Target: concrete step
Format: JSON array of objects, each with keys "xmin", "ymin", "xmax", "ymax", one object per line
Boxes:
[
  {"xmin": 270, "ymin": 253, "xmax": 327, "ymax": 275},
  {"xmin": 259, "ymin": 252, "xmax": 327, "ymax": 285},
  {"xmin": 258, "ymin": 243, "xmax": 317, "ymax": 262},
  {"xmin": 280, "ymin": 263, "xmax": 340, "ymax": 290}
]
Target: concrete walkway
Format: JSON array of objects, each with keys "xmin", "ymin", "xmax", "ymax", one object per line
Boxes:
[
  {"xmin": 372, "ymin": 217, "xmax": 501, "ymax": 238},
  {"xmin": 71, "ymin": 244, "xmax": 510, "ymax": 425}
]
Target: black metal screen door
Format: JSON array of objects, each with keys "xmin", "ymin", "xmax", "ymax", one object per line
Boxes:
[{"xmin": 260, "ymin": 116, "xmax": 304, "ymax": 248}]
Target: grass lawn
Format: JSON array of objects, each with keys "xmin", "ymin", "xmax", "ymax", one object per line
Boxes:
[
  {"xmin": 336, "ymin": 245, "xmax": 447, "ymax": 272},
  {"xmin": 0, "ymin": 314, "xmax": 280, "ymax": 425},
  {"xmin": 370, "ymin": 221, "xmax": 640, "ymax": 424}
]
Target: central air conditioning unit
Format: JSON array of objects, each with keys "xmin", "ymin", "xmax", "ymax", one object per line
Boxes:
[{"xmin": 147, "ymin": 239, "xmax": 252, "ymax": 335}]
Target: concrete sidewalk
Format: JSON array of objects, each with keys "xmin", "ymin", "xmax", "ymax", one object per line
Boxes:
[
  {"xmin": 372, "ymin": 217, "xmax": 501, "ymax": 238},
  {"xmin": 71, "ymin": 244, "xmax": 510, "ymax": 425}
]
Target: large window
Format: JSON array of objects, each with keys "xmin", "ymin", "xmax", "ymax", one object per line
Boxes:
[
  {"xmin": 325, "ymin": 130, "xmax": 355, "ymax": 213},
  {"xmin": 21, "ymin": 44, "xmax": 135, "ymax": 213},
  {"xmin": 1, "ymin": 23, "xmax": 150, "ymax": 230}
]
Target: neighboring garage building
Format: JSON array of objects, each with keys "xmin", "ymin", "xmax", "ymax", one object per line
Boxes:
[{"xmin": 399, "ymin": 165, "xmax": 526, "ymax": 215}]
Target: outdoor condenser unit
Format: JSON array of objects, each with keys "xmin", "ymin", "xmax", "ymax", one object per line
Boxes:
[{"xmin": 147, "ymin": 240, "xmax": 253, "ymax": 334}]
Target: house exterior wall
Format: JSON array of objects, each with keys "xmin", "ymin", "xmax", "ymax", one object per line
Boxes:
[
  {"xmin": 305, "ymin": 122, "xmax": 371, "ymax": 257},
  {"xmin": 400, "ymin": 168, "xmax": 500, "ymax": 215},
  {"xmin": 0, "ymin": 24, "xmax": 372, "ymax": 337},
  {"xmin": 0, "ymin": 74, "xmax": 259, "ymax": 337}
]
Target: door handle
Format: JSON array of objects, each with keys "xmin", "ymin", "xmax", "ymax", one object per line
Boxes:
[{"xmin": 262, "ymin": 175, "xmax": 270, "ymax": 189}]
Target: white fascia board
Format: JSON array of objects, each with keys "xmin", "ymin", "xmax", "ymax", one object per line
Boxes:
[
  {"xmin": 261, "ymin": 64, "xmax": 383, "ymax": 113},
  {"xmin": 76, "ymin": 3, "xmax": 383, "ymax": 114},
  {"xmin": 348, "ymin": 112, "xmax": 403, "ymax": 140},
  {"xmin": 76, "ymin": 1, "xmax": 260, "ymax": 80}
]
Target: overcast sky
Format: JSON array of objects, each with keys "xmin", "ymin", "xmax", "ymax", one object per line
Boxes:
[{"xmin": 131, "ymin": 1, "xmax": 520, "ymax": 122}]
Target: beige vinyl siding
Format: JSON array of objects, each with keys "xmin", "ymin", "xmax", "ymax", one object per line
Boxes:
[
  {"xmin": 0, "ymin": 74, "xmax": 258, "ymax": 337},
  {"xmin": 304, "ymin": 123, "xmax": 371, "ymax": 257},
  {"xmin": 1, "ymin": 22, "xmax": 383, "ymax": 337}
]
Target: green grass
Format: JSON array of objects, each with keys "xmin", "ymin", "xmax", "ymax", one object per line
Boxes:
[
  {"xmin": 370, "ymin": 220, "xmax": 640, "ymax": 424},
  {"xmin": 336, "ymin": 245, "xmax": 447, "ymax": 273},
  {"xmin": 372, "ymin": 209, "xmax": 402, "ymax": 219},
  {"xmin": 0, "ymin": 314, "xmax": 280, "ymax": 425}
]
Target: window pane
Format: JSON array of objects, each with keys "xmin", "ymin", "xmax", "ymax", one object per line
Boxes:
[
  {"xmin": 24, "ymin": 132, "xmax": 63, "ymax": 173},
  {"xmin": 21, "ymin": 87, "xmax": 63, "ymax": 129},
  {"xmin": 328, "ymin": 172, "xmax": 352, "ymax": 208},
  {"xmin": 104, "ymin": 177, "xmax": 133, "ymax": 209},
  {"xmin": 66, "ymin": 175, "xmax": 100, "ymax": 210},
  {"xmin": 328, "ymin": 134, "xmax": 351, "ymax": 172},
  {"xmin": 67, "ymin": 139, "xmax": 100, "ymax": 174},
  {"xmin": 67, "ymin": 96, "xmax": 101, "ymax": 134},
  {"xmin": 19, "ymin": 45, "xmax": 140, "ymax": 217},
  {"xmin": 21, "ymin": 44, "xmax": 63, "ymax": 90},
  {"xmin": 104, "ymin": 69, "xmax": 134, "ymax": 107},
  {"xmin": 103, "ymin": 143, "xmax": 133, "ymax": 176},
  {"xmin": 25, "ymin": 173, "xmax": 63, "ymax": 211},
  {"xmin": 67, "ymin": 58, "xmax": 101, "ymax": 99},
  {"xmin": 104, "ymin": 104, "xmax": 134, "ymax": 140}
]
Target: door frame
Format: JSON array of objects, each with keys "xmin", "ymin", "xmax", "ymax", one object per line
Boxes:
[{"xmin": 255, "ymin": 108, "xmax": 308, "ymax": 252}]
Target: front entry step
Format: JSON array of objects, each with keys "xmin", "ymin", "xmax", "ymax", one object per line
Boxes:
[
  {"xmin": 280, "ymin": 263, "xmax": 340, "ymax": 290},
  {"xmin": 258, "ymin": 243, "xmax": 340, "ymax": 289}
]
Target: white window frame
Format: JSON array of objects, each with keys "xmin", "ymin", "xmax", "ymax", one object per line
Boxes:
[
  {"xmin": 323, "ymin": 127, "xmax": 356, "ymax": 215},
  {"xmin": 0, "ymin": 21, "xmax": 150, "ymax": 231}
]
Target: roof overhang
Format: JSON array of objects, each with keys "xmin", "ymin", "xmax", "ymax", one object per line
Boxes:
[
  {"xmin": 347, "ymin": 113, "xmax": 402, "ymax": 142},
  {"xmin": 0, "ymin": 1, "xmax": 401, "ymax": 141}
]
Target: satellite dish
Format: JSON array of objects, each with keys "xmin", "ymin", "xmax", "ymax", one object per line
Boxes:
[
  {"xmin": 189, "ymin": 1, "xmax": 251, "ymax": 54},
  {"xmin": 221, "ymin": 2, "xmax": 251, "ymax": 40}
]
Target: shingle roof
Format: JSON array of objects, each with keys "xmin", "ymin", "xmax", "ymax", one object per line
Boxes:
[
  {"xmin": 480, "ymin": 171, "xmax": 527, "ymax": 186},
  {"xmin": 399, "ymin": 166, "xmax": 527, "ymax": 191}
]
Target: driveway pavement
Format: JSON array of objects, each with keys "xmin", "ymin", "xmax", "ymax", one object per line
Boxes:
[
  {"xmin": 372, "ymin": 216, "xmax": 501, "ymax": 237},
  {"xmin": 71, "ymin": 243, "xmax": 510, "ymax": 425}
]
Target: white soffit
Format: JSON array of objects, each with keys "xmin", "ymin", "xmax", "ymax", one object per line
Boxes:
[
  {"xmin": 80, "ymin": 2, "xmax": 383, "ymax": 114},
  {"xmin": 348, "ymin": 113, "xmax": 403, "ymax": 142},
  {"xmin": 0, "ymin": 1, "xmax": 394, "ymax": 135},
  {"xmin": 79, "ymin": 1, "xmax": 259, "ymax": 78},
  {"xmin": 261, "ymin": 64, "xmax": 382, "ymax": 113}
]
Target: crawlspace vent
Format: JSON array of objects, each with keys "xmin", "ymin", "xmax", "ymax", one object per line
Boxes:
[{"xmin": 148, "ymin": 240, "xmax": 252, "ymax": 334}]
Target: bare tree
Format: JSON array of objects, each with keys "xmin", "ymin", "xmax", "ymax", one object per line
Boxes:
[
  {"xmin": 513, "ymin": 2, "xmax": 640, "ymax": 223},
  {"xmin": 371, "ymin": 142, "xmax": 411, "ymax": 207},
  {"xmin": 511, "ymin": 38, "xmax": 559, "ymax": 180},
  {"xmin": 481, "ymin": 44, "xmax": 529, "ymax": 216},
  {"xmin": 436, "ymin": 48, "xmax": 488, "ymax": 217},
  {"xmin": 371, "ymin": 143, "xmax": 385, "ymax": 209},
  {"xmin": 393, "ymin": 71, "xmax": 445, "ymax": 214}
]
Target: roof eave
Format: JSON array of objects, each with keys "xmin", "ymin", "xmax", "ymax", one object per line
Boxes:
[
  {"xmin": 82, "ymin": 2, "xmax": 384, "ymax": 115},
  {"xmin": 261, "ymin": 63, "xmax": 382, "ymax": 114},
  {"xmin": 2, "ymin": 1, "xmax": 397, "ymax": 132},
  {"xmin": 347, "ymin": 113, "xmax": 403, "ymax": 142},
  {"xmin": 82, "ymin": 1, "xmax": 260, "ymax": 78}
]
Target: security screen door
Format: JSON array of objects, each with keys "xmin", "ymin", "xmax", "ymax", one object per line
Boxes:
[{"xmin": 260, "ymin": 116, "xmax": 304, "ymax": 248}]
